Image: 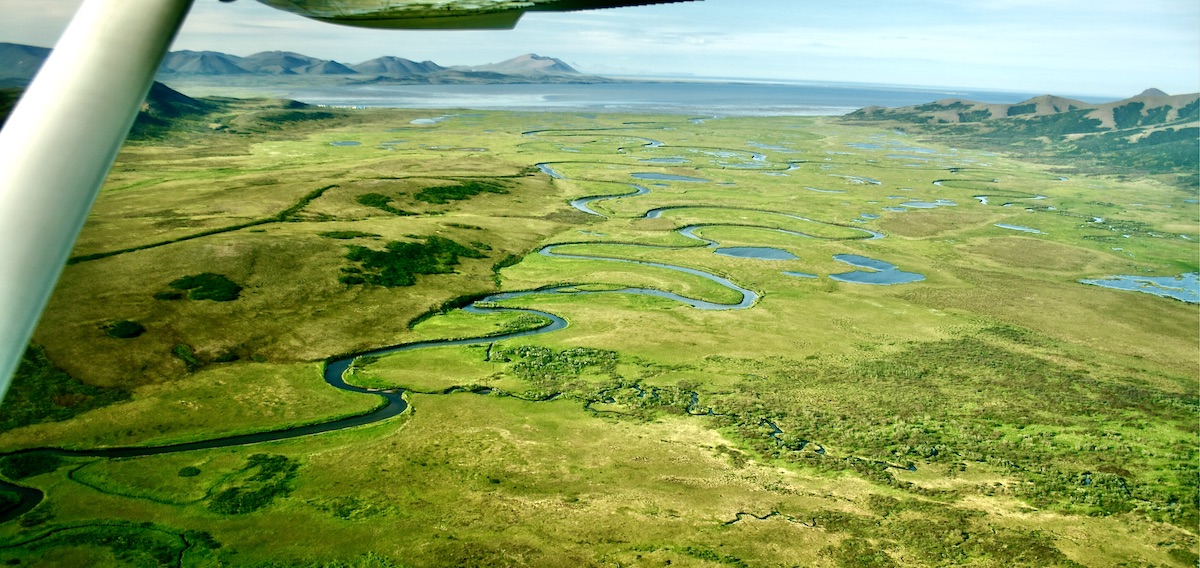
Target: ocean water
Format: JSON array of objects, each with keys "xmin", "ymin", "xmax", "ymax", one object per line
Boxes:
[{"xmin": 282, "ymin": 81, "xmax": 1041, "ymax": 116}]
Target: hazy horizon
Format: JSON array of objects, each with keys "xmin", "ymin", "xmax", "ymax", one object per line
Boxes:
[{"xmin": 1, "ymin": 0, "xmax": 1197, "ymax": 99}]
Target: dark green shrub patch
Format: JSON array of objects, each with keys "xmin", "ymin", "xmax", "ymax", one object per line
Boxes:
[
  {"xmin": 355, "ymin": 193, "xmax": 412, "ymax": 216},
  {"xmin": 319, "ymin": 230, "xmax": 380, "ymax": 240},
  {"xmin": 169, "ymin": 273, "xmax": 242, "ymax": 301},
  {"xmin": 339, "ymin": 236, "xmax": 486, "ymax": 287},
  {"xmin": 0, "ymin": 346, "xmax": 130, "ymax": 431},
  {"xmin": 0, "ymin": 453, "xmax": 64, "ymax": 480},
  {"xmin": 413, "ymin": 180, "xmax": 508, "ymax": 204},
  {"xmin": 172, "ymin": 344, "xmax": 203, "ymax": 372},
  {"xmin": 104, "ymin": 320, "xmax": 145, "ymax": 339},
  {"xmin": 208, "ymin": 454, "xmax": 299, "ymax": 515}
]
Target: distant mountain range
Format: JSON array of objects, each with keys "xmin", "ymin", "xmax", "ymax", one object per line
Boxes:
[{"xmin": 0, "ymin": 42, "xmax": 597, "ymax": 86}]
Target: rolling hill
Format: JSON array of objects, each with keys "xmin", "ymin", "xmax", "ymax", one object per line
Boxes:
[
  {"xmin": 846, "ymin": 89, "xmax": 1200, "ymax": 186},
  {"xmin": 126, "ymin": 81, "xmax": 224, "ymax": 138},
  {"xmin": 0, "ymin": 43, "xmax": 50, "ymax": 86},
  {"xmin": 850, "ymin": 89, "xmax": 1197, "ymax": 130},
  {"xmin": 0, "ymin": 81, "xmax": 219, "ymax": 136}
]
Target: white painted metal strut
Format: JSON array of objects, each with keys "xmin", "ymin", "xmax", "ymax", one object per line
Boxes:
[{"xmin": 0, "ymin": 0, "xmax": 196, "ymax": 400}]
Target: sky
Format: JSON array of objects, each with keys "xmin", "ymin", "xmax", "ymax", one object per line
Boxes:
[{"xmin": 1, "ymin": 0, "xmax": 1197, "ymax": 98}]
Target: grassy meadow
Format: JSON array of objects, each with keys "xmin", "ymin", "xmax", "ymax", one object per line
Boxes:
[{"xmin": 0, "ymin": 103, "xmax": 1195, "ymax": 567}]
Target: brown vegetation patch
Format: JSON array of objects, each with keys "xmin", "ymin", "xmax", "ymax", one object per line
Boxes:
[
  {"xmin": 960, "ymin": 237, "xmax": 1103, "ymax": 272},
  {"xmin": 877, "ymin": 209, "xmax": 994, "ymax": 238}
]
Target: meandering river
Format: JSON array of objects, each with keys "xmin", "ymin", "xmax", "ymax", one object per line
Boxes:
[{"xmin": 0, "ymin": 121, "xmax": 887, "ymax": 523}]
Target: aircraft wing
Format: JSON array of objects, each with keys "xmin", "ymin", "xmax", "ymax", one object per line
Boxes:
[{"xmin": 255, "ymin": 0, "xmax": 700, "ymax": 29}]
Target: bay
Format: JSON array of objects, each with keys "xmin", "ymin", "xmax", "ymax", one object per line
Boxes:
[{"xmin": 276, "ymin": 81, "xmax": 1044, "ymax": 116}]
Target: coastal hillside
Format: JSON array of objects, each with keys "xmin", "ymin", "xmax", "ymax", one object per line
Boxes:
[
  {"xmin": 0, "ymin": 43, "xmax": 49, "ymax": 86},
  {"xmin": 126, "ymin": 81, "xmax": 224, "ymax": 138},
  {"xmin": 846, "ymin": 89, "xmax": 1199, "ymax": 186},
  {"xmin": 0, "ymin": 88, "xmax": 19, "ymax": 124},
  {"xmin": 849, "ymin": 88, "xmax": 1197, "ymax": 130},
  {"xmin": 0, "ymin": 78, "xmax": 349, "ymax": 140},
  {"xmin": 0, "ymin": 80, "xmax": 225, "ymax": 138}
]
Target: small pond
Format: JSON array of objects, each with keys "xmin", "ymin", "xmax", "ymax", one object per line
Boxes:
[
  {"xmin": 330, "ymin": 141, "xmax": 361, "ymax": 147},
  {"xmin": 748, "ymin": 142, "xmax": 793, "ymax": 151},
  {"xmin": 714, "ymin": 247, "xmax": 798, "ymax": 260},
  {"xmin": 995, "ymin": 223, "xmax": 1044, "ymax": 234},
  {"xmin": 830, "ymin": 174, "xmax": 883, "ymax": 185},
  {"xmin": 783, "ymin": 272, "xmax": 819, "ymax": 279},
  {"xmin": 639, "ymin": 157, "xmax": 689, "ymax": 164},
  {"xmin": 901, "ymin": 199, "xmax": 957, "ymax": 209},
  {"xmin": 631, "ymin": 173, "xmax": 711, "ymax": 183},
  {"xmin": 890, "ymin": 145, "xmax": 937, "ymax": 154},
  {"xmin": 829, "ymin": 254, "xmax": 925, "ymax": 285},
  {"xmin": 410, "ymin": 115, "xmax": 453, "ymax": 125},
  {"xmin": 1079, "ymin": 273, "xmax": 1199, "ymax": 304}
]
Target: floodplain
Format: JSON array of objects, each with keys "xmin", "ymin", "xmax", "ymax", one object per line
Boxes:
[{"xmin": 0, "ymin": 104, "xmax": 1196, "ymax": 567}]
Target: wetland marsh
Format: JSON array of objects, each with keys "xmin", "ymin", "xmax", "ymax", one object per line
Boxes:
[{"xmin": 0, "ymin": 103, "xmax": 1195, "ymax": 567}]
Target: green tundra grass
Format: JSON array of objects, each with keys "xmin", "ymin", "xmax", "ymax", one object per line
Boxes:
[{"xmin": 0, "ymin": 104, "xmax": 1195, "ymax": 567}]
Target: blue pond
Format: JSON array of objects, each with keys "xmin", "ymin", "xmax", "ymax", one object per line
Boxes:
[
  {"xmin": 830, "ymin": 254, "xmax": 925, "ymax": 285},
  {"xmin": 995, "ymin": 223, "xmax": 1044, "ymax": 234},
  {"xmin": 783, "ymin": 271, "xmax": 819, "ymax": 279},
  {"xmin": 891, "ymin": 145, "xmax": 937, "ymax": 154},
  {"xmin": 748, "ymin": 142, "xmax": 793, "ymax": 151},
  {"xmin": 831, "ymin": 175, "xmax": 883, "ymax": 185},
  {"xmin": 639, "ymin": 157, "xmax": 690, "ymax": 164},
  {"xmin": 902, "ymin": 199, "xmax": 957, "ymax": 209},
  {"xmin": 631, "ymin": 173, "xmax": 710, "ymax": 183},
  {"xmin": 714, "ymin": 247, "xmax": 798, "ymax": 260},
  {"xmin": 330, "ymin": 141, "xmax": 361, "ymax": 147},
  {"xmin": 410, "ymin": 115, "xmax": 453, "ymax": 125},
  {"xmin": 1080, "ymin": 273, "xmax": 1199, "ymax": 304}
]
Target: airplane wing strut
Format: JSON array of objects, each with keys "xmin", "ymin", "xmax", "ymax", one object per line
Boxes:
[{"xmin": 0, "ymin": 0, "xmax": 196, "ymax": 399}]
